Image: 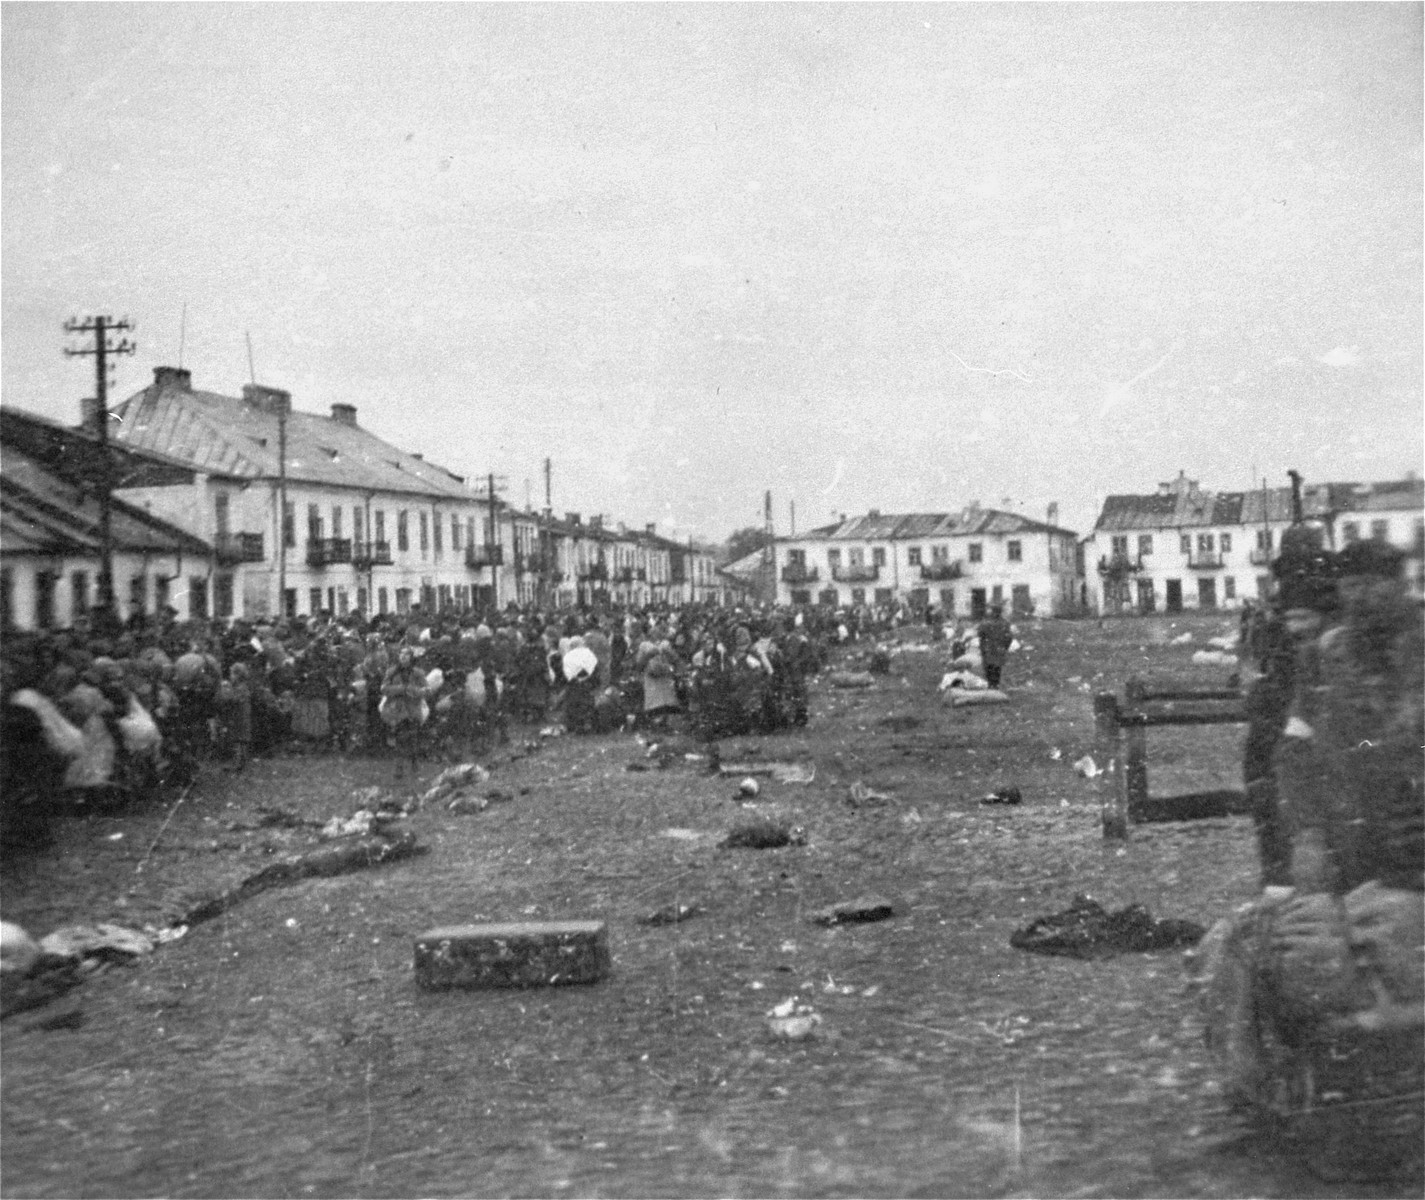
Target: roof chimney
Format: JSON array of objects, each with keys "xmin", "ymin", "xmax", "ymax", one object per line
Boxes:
[
  {"xmin": 330, "ymin": 403, "xmax": 357, "ymax": 427},
  {"xmin": 242, "ymin": 383, "xmax": 292, "ymax": 418},
  {"xmin": 646, "ymin": 522, "xmax": 656, "ymax": 535},
  {"xmin": 153, "ymin": 366, "xmax": 192, "ymax": 392},
  {"xmin": 566, "ymin": 512, "xmax": 581, "ymax": 526},
  {"xmin": 1046, "ymin": 502, "xmax": 1059, "ymax": 526},
  {"xmin": 868, "ymin": 508, "xmax": 881, "ymax": 518}
]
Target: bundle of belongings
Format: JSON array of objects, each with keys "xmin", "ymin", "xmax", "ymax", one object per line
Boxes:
[{"xmin": 1191, "ymin": 535, "xmax": 1423, "ymax": 1183}]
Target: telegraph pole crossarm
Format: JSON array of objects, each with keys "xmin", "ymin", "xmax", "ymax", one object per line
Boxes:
[{"xmin": 64, "ymin": 315, "xmax": 136, "ymax": 622}]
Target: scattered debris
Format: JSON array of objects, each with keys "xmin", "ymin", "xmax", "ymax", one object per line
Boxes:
[
  {"xmin": 1171, "ymin": 632, "xmax": 1194, "ymax": 644},
  {"xmin": 810, "ymin": 895, "xmax": 896, "ymax": 926},
  {"xmin": 1191, "ymin": 649, "xmax": 1239, "ymax": 666},
  {"xmin": 737, "ymin": 777, "xmax": 761, "ymax": 799},
  {"xmin": 1010, "ymin": 894, "xmax": 1207, "ymax": 959},
  {"xmin": 718, "ymin": 761, "xmax": 816, "ymax": 784},
  {"xmin": 659, "ymin": 828, "xmax": 708, "ymax": 841},
  {"xmin": 950, "ymin": 689, "xmax": 1010, "ymax": 707},
  {"xmin": 938, "ymin": 670, "xmax": 988, "ymax": 693},
  {"xmin": 639, "ymin": 903, "xmax": 704, "ymax": 927},
  {"xmin": 39, "ymin": 923, "xmax": 153, "ymax": 961},
  {"xmin": 1049, "ymin": 747, "xmax": 1063, "ymax": 761},
  {"xmin": 1, "ymin": 922, "xmax": 41, "ymax": 978},
  {"xmin": 828, "ymin": 671, "xmax": 875, "ymax": 689},
  {"xmin": 448, "ymin": 795, "xmax": 489, "ymax": 815},
  {"xmin": 1073, "ymin": 755, "xmax": 1102, "ymax": 779},
  {"xmin": 720, "ymin": 816, "xmax": 807, "ymax": 850},
  {"xmin": 766, "ymin": 996, "xmax": 822, "ymax": 1040},
  {"xmin": 421, "ymin": 762, "xmax": 492, "ymax": 806},
  {"xmin": 980, "ymin": 787, "xmax": 1023, "ymax": 806},
  {"xmin": 848, "ymin": 781, "xmax": 893, "ymax": 808},
  {"xmin": 1206, "ymin": 635, "xmax": 1238, "ymax": 651}
]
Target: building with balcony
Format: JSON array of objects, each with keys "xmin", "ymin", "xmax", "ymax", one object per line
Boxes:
[
  {"xmin": 1088, "ymin": 471, "xmax": 1425, "ymax": 614},
  {"xmin": 109, "ymin": 366, "xmax": 497, "ymax": 620},
  {"xmin": 770, "ymin": 505, "xmax": 1082, "ymax": 616}
]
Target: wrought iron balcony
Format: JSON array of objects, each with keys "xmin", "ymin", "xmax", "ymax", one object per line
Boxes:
[
  {"xmin": 306, "ymin": 537, "xmax": 352, "ymax": 567},
  {"xmin": 1188, "ymin": 551, "xmax": 1224, "ymax": 569},
  {"xmin": 465, "ymin": 544, "xmax": 504, "ymax": 569},
  {"xmin": 918, "ymin": 561, "xmax": 962, "ymax": 582},
  {"xmin": 578, "ymin": 562, "xmax": 608, "ymax": 582},
  {"xmin": 214, "ymin": 532, "xmax": 265, "ymax": 565},
  {"xmin": 831, "ymin": 564, "xmax": 880, "ymax": 583},
  {"xmin": 352, "ymin": 541, "xmax": 392, "ymax": 568},
  {"xmin": 1096, "ymin": 553, "xmax": 1141, "ymax": 577},
  {"xmin": 781, "ymin": 564, "xmax": 819, "ymax": 584}
]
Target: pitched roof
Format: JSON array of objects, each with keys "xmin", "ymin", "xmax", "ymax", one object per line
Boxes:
[
  {"xmin": 1097, "ymin": 478, "xmax": 1423, "ymax": 532},
  {"xmin": 110, "ymin": 373, "xmax": 475, "ymax": 500},
  {"xmin": 0, "ymin": 446, "xmax": 212, "ymax": 558},
  {"xmin": 796, "ymin": 508, "xmax": 1077, "ymax": 540}
]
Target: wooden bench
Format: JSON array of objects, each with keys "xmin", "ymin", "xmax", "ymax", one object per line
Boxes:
[{"xmin": 1093, "ymin": 678, "xmax": 1247, "ymax": 840}]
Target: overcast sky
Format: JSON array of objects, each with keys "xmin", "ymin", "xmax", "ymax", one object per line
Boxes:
[{"xmin": 4, "ymin": 3, "xmax": 1421, "ymax": 542}]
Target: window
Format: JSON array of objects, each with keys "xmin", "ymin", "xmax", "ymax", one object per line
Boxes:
[
  {"xmin": 1197, "ymin": 533, "xmax": 1215, "ymax": 553},
  {"xmin": 939, "ymin": 588, "xmax": 955, "ymax": 612},
  {"xmin": 851, "ymin": 588, "xmax": 865, "ymax": 605},
  {"xmin": 1111, "ymin": 535, "xmax": 1128, "ymax": 556},
  {"xmin": 968, "ymin": 543, "xmax": 983, "ymax": 563},
  {"xmin": 1007, "ymin": 540, "xmax": 1022, "ymax": 562},
  {"xmin": 1255, "ymin": 529, "xmax": 1272, "ymax": 551},
  {"xmin": 308, "ymin": 587, "xmax": 321, "ymax": 614},
  {"xmin": 1371, "ymin": 520, "xmax": 1389, "ymax": 541},
  {"xmin": 1341, "ymin": 521, "xmax": 1360, "ymax": 544},
  {"xmin": 353, "ymin": 507, "xmax": 365, "ymax": 551},
  {"xmin": 283, "ymin": 501, "xmax": 295, "ymax": 548},
  {"xmin": 1219, "ymin": 532, "xmax": 1232, "ymax": 553},
  {"xmin": 848, "ymin": 548, "xmax": 865, "ymax": 567},
  {"xmin": 35, "ymin": 570, "xmax": 56, "ymax": 629},
  {"xmin": 451, "ymin": 515, "xmax": 461, "ymax": 551},
  {"xmin": 1223, "ymin": 576, "xmax": 1236, "ymax": 600},
  {"xmin": 331, "ymin": 505, "xmax": 343, "ymax": 539},
  {"xmin": 337, "ymin": 588, "xmax": 349, "ymax": 616},
  {"xmin": 1138, "ymin": 534, "xmax": 1153, "ymax": 556},
  {"xmin": 129, "ymin": 575, "xmax": 147, "ymax": 616},
  {"xmin": 395, "ymin": 587, "xmax": 412, "ymax": 615},
  {"xmin": 356, "ymin": 587, "xmax": 367, "ymax": 612},
  {"xmin": 828, "ymin": 549, "xmax": 842, "ymax": 568},
  {"xmin": 214, "ymin": 573, "xmax": 234, "ymax": 618},
  {"xmin": 307, "ymin": 504, "xmax": 322, "ymax": 542},
  {"xmin": 433, "ymin": 512, "xmax": 443, "ymax": 554},
  {"xmin": 875, "ymin": 588, "xmax": 893, "ymax": 605},
  {"xmin": 378, "ymin": 587, "xmax": 389, "ymax": 615},
  {"xmin": 931, "ymin": 545, "xmax": 948, "ymax": 563},
  {"xmin": 397, "ymin": 511, "xmax": 409, "ymax": 552},
  {"xmin": 1180, "ymin": 534, "xmax": 1192, "ymax": 554},
  {"xmin": 872, "ymin": 547, "xmax": 886, "ymax": 567},
  {"xmin": 991, "ymin": 584, "xmax": 1003, "ymax": 605},
  {"xmin": 419, "ymin": 512, "xmax": 429, "ymax": 554},
  {"xmin": 1011, "ymin": 584, "xmax": 1032, "ymax": 615},
  {"xmin": 375, "ymin": 510, "xmax": 386, "ymax": 546},
  {"xmin": 907, "ymin": 547, "xmax": 922, "ymax": 566},
  {"xmin": 467, "ymin": 517, "xmax": 476, "ymax": 547},
  {"xmin": 155, "ymin": 576, "xmax": 170, "ymax": 614},
  {"xmin": 214, "ymin": 492, "xmax": 230, "ymax": 537},
  {"xmin": 189, "ymin": 576, "xmax": 208, "ymax": 619},
  {"xmin": 788, "ymin": 548, "xmax": 806, "ymax": 565},
  {"xmin": 283, "ymin": 589, "xmax": 297, "ymax": 618},
  {"xmin": 71, "ymin": 571, "xmax": 90, "ymax": 618}
]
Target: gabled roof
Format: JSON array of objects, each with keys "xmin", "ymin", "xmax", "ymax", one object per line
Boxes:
[
  {"xmin": 0, "ymin": 446, "xmax": 212, "ymax": 559},
  {"xmin": 1097, "ymin": 478, "xmax": 1423, "ymax": 532},
  {"xmin": 795, "ymin": 508, "xmax": 1077, "ymax": 541},
  {"xmin": 110, "ymin": 372, "xmax": 476, "ymax": 500}
]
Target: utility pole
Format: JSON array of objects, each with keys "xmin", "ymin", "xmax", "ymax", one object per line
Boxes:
[
  {"xmin": 64, "ymin": 315, "xmax": 135, "ymax": 620},
  {"xmin": 483, "ymin": 472, "xmax": 508, "ymax": 609},
  {"xmin": 543, "ymin": 457, "xmax": 553, "ymax": 605},
  {"xmin": 763, "ymin": 489, "xmax": 775, "ymax": 604}
]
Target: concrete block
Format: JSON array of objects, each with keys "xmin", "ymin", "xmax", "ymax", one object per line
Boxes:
[{"xmin": 414, "ymin": 921, "xmax": 610, "ymax": 990}]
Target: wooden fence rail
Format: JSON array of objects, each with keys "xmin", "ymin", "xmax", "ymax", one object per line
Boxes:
[{"xmin": 1094, "ymin": 678, "xmax": 1247, "ymax": 840}]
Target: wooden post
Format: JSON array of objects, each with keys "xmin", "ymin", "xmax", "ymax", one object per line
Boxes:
[
  {"xmin": 1124, "ymin": 678, "xmax": 1149, "ymax": 818},
  {"xmin": 1093, "ymin": 692, "xmax": 1129, "ymax": 841}
]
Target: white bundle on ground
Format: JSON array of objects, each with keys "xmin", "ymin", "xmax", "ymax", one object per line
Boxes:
[
  {"xmin": 950, "ymin": 689, "xmax": 1011, "ymax": 706},
  {"xmin": 1192, "ymin": 649, "xmax": 1239, "ymax": 665},
  {"xmin": 939, "ymin": 670, "xmax": 988, "ymax": 693}
]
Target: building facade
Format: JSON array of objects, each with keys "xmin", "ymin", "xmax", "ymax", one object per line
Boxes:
[
  {"xmin": 1, "ymin": 408, "xmax": 216, "ymax": 630},
  {"xmin": 1089, "ymin": 472, "xmax": 1425, "ymax": 614},
  {"xmin": 772, "ymin": 507, "xmax": 1083, "ymax": 617}
]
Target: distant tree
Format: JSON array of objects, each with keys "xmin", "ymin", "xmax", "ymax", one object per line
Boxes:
[{"xmin": 722, "ymin": 525, "xmax": 773, "ymax": 564}]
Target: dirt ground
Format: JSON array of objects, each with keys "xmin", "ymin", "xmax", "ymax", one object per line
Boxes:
[{"xmin": 2, "ymin": 614, "xmax": 1414, "ymax": 1199}]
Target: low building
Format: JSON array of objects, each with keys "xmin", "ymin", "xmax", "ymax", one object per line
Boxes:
[
  {"xmin": 1, "ymin": 408, "xmax": 215, "ymax": 630},
  {"xmin": 772, "ymin": 506, "xmax": 1082, "ymax": 617},
  {"xmin": 1089, "ymin": 471, "xmax": 1425, "ymax": 614}
]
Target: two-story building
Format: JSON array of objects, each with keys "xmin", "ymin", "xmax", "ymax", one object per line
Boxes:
[
  {"xmin": 110, "ymin": 366, "xmax": 500, "ymax": 621},
  {"xmin": 1089, "ymin": 471, "xmax": 1425, "ymax": 614},
  {"xmin": 772, "ymin": 506, "xmax": 1082, "ymax": 617}
]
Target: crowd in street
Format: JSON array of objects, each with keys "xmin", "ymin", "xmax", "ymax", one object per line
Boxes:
[{"xmin": 0, "ymin": 597, "xmax": 983, "ymax": 850}]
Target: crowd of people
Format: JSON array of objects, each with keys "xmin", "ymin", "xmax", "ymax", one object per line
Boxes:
[{"xmin": 0, "ymin": 598, "xmax": 955, "ymax": 850}]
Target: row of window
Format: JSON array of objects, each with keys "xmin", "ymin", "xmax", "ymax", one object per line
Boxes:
[
  {"xmin": 782, "ymin": 583, "xmax": 1035, "ymax": 616},
  {"xmin": 788, "ymin": 541, "xmax": 1025, "ymax": 568},
  {"xmin": 1110, "ymin": 518, "xmax": 1415, "ymax": 561}
]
